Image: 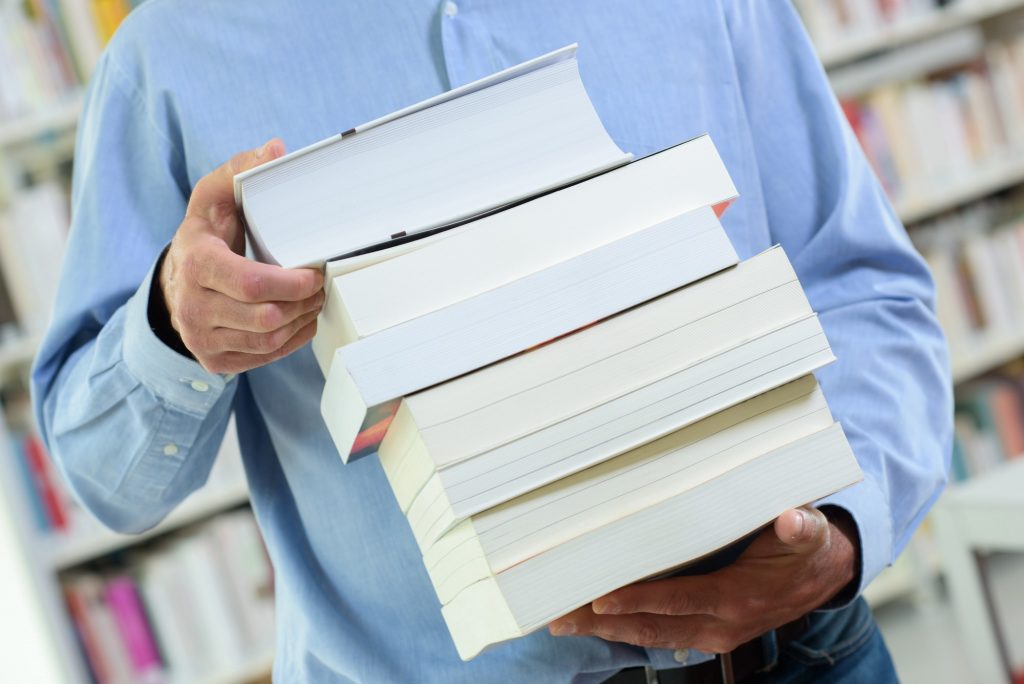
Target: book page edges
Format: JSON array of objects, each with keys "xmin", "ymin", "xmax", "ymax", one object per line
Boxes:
[
  {"xmin": 440, "ymin": 423, "xmax": 863, "ymax": 659},
  {"xmin": 233, "ymin": 44, "xmax": 579, "ymax": 218},
  {"xmin": 441, "ymin": 347, "xmax": 836, "ymax": 524},
  {"xmin": 440, "ymin": 576, "xmax": 521, "ymax": 661},
  {"xmin": 321, "ymin": 355, "xmax": 382, "ymax": 463}
]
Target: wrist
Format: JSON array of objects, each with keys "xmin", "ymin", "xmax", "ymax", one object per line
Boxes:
[
  {"xmin": 148, "ymin": 245, "xmax": 194, "ymax": 360},
  {"xmin": 818, "ymin": 504, "xmax": 861, "ymax": 608}
]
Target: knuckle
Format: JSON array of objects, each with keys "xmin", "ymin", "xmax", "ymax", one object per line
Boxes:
[
  {"xmin": 720, "ymin": 596, "xmax": 749, "ymax": 622},
  {"xmin": 707, "ymin": 637, "xmax": 730, "ymax": 655},
  {"xmin": 634, "ymin": 619, "xmax": 661, "ymax": 646},
  {"xmin": 259, "ymin": 331, "xmax": 284, "ymax": 354},
  {"xmin": 256, "ymin": 303, "xmax": 283, "ymax": 331},
  {"xmin": 179, "ymin": 330, "xmax": 201, "ymax": 353},
  {"xmin": 181, "ymin": 252, "xmax": 201, "ymax": 283},
  {"xmin": 229, "ymin": 150, "xmax": 251, "ymax": 175},
  {"xmin": 240, "ymin": 331, "xmax": 266, "ymax": 354},
  {"xmin": 239, "ymin": 270, "xmax": 265, "ymax": 301},
  {"xmin": 176, "ymin": 299, "xmax": 202, "ymax": 329}
]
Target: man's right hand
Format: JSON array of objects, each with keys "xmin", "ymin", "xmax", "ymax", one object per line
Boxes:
[{"xmin": 158, "ymin": 139, "xmax": 325, "ymax": 374}]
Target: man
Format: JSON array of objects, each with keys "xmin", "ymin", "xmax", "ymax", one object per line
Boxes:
[{"xmin": 33, "ymin": 1, "xmax": 951, "ymax": 682}]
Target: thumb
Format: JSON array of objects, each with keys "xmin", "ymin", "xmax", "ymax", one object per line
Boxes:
[
  {"xmin": 188, "ymin": 138, "xmax": 285, "ymax": 217},
  {"xmin": 773, "ymin": 507, "xmax": 830, "ymax": 554}
]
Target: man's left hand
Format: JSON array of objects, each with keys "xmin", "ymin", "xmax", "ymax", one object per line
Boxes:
[{"xmin": 548, "ymin": 507, "xmax": 857, "ymax": 653}]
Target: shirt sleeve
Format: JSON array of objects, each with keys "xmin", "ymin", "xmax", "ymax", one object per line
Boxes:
[
  {"xmin": 721, "ymin": 1, "xmax": 953, "ymax": 598},
  {"xmin": 30, "ymin": 45, "xmax": 236, "ymax": 534}
]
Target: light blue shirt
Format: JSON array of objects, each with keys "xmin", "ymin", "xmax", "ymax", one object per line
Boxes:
[{"xmin": 33, "ymin": 1, "xmax": 952, "ymax": 682}]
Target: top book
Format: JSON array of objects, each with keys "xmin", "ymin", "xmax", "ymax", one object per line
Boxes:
[{"xmin": 233, "ymin": 45, "xmax": 632, "ymax": 269}]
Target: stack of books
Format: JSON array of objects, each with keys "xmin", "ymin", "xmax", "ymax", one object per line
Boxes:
[{"xmin": 236, "ymin": 46, "xmax": 862, "ymax": 660}]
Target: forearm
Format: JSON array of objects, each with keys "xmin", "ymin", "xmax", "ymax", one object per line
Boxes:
[{"xmin": 33, "ymin": 261, "xmax": 237, "ymax": 534}]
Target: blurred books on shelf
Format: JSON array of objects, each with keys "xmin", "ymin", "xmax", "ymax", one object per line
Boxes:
[
  {"xmin": 796, "ymin": 0, "xmax": 962, "ymax": 45},
  {"xmin": 912, "ymin": 189, "xmax": 1024, "ymax": 378},
  {"xmin": 839, "ymin": 31, "xmax": 1024, "ymax": 216},
  {"xmin": 796, "ymin": 0, "xmax": 1024, "ymax": 66},
  {"xmin": 954, "ymin": 364, "xmax": 1024, "ymax": 481},
  {"xmin": 63, "ymin": 508, "xmax": 274, "ymax": 684},
  {"xmin": 0, "ymin": 0, "xmax": 140, "ymax": 128},
  {"xmin": 0, "ymin": 179, "xmax": 70, "ymax": 336}
]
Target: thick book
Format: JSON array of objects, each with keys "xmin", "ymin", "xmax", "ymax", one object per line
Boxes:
[
  {"xmin": 311, "ymin": 134, "xmax": 738, "ymax": 372},
  {"xmin": 321, "ymin": 206, "xmax": 738, "ymax": 460},
  {"xmin": 233, "ymin": 45, "xmax": 632, "ymax": 268},
  {"xmin": 439, "ymin": 418, "xmax": 861, "ymax": 659},
  {"xmin": 423, "ymin": 376, "xmax": 838, "ymax": 602},
  {"xmin": 404, "ymin": 314, "xmax": 834, "ymax": 550},
  {"xmin": 373, "ymin": 246, "xmax": 826, "ymax": 520}
]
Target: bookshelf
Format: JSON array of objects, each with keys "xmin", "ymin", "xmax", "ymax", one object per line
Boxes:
[
  {"xmin": 800, "ymin": 0, "xmax": 1024, "ymax": 616},
  {"xmin": 0, "ymin": 4, "xmax": 275, "ymax": 683},
  {"xmin": 817, "ymin": 0, "xmax": 1024, "ymax": 67},
  {"xmin": 952, "ymin": 330, "xmax": 1024, "ymax": 384},
  {"xmin": 0, "ymin": 95, "xmax": 84, "ymax": 149},
  {"xmin": 0, "ymin": 0, "xmax": 1022, "ymax": 681},
  {"xmin": 43, "ymin": 479, "xmax": 252, "ymax": 571},
  {"xmin": 895, "ymin": 154, "xmax": 1024, "ymax": 225}
]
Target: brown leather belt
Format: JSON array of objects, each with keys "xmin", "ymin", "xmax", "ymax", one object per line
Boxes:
[{"xmin": 603, "ymin": 615, "xmax": 809, "ymax": 684}]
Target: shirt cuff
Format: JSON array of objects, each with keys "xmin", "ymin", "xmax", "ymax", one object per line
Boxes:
[
  {"xmin": 123, "ymin": 255, "xmax": 232, "ymax": 416},
  {"xmin": 815, "ymin": 473, "xmax": 893, "ymax": 609},
  {"xmin": 646, "ymin": 647, "xmax": 716, "ymax": 669}
]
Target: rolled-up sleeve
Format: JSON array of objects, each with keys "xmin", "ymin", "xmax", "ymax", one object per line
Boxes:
[
  {"xmin": 31, "ymin": 42, "xmax": 234, "ymax": 534},
  {"xmin": 721, "ymin": 1, "xmax": 953, "ymax": 598}
]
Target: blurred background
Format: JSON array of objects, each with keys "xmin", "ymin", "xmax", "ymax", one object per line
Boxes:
[{"xmin": 0, "ymin": 0, "xmax": 1023, "ymax": 682}]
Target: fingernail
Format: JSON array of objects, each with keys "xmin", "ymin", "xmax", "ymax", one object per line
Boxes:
[
  {"xmin": 804, "ymin": 510, "xmax": 819, "ymax": 535},
  {"xmin": 549, "ymin": 621, "xmax": 576, "ymax": 636},
  {"xmin": 793, "ymin": 510, "xmax": 806, "ymax": 538},
  {"xmin": 255, "ymin": 143, "xmax": 267, "ymax": 161},
  {"xmin": 594, "ymin": 600, "xmax": 620, "ymax": 615}
]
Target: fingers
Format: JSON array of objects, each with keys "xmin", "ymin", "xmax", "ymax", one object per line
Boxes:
[
  {"xmin": 188, "ymin": 139, "xmax": 284, "ymax": 219},
  {"xmin": 193, "ymin": 242, "xmax": 323, "ymax": 303},
  {"xmin": 210, "ymin": 290, "xmax": 324, "ymax": 333},
  {"xmin": 549, "ymin": 606, "xmax": 730, "ymax": 652},
  {"xmin": 198, "ymin": 316, "xmax": 318, "ymax": 375},
  {"xmin": 773, "ymin": 507, "xmax": 830, "ymax": 553},
  {"xmin": 210, "ymin": 308, "xmax": 320, "ymax": 354},
  {"xmin": 592, "ymin": 576, "xmax": 720, "ymax": 617}
]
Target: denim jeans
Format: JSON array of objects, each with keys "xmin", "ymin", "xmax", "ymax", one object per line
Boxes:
[{"xmin": 749, "ymin": 597, "xmax": 899, "ymax": 683}]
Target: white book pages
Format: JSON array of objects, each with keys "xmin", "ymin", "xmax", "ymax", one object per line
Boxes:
[
  {"xmin": 442, "ymin": 423, "xmax": 861, "ymax": 660},
  {"xmin": 329, "ymin": 134, "xmax": 736, "ymax": 346},
  {"xmin": 420, "ymin": 317, "xmax": 835, "ymax": 530},
  {"xmin": 379, "ymin": 247, "xmax": 812, "ymax": 514},
  {"xmin": 236, "ymin": 48, "xmax": 629, "ymax": 267},
  {"xmin": 406, "ymin": 245, "xmax": 792, "ymax": 435},
  {"xmin": 340, "ymin": 206, "xmax": 737, "ymax": 408},
  {"xmin": 424, "ymin": 377, "xmax": 834, "ymax": 600},
  {"xmin": 420, "ymin": 285, "xmax": 814, "ymax": 468}
]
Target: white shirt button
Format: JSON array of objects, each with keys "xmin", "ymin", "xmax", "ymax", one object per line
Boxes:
[
  {"xmin": 444, "ymin": 1, "xmax": 458, "ymax": 17},
  {"xmin": 673, "ymin": 648, "xmax": 690, "ymax": 664},
  {"xmin": 190, "ymin": 380, "xmax": 210, "ymax": 393},
  {"xmin": 163, "ymin": 443, "xmax": 179, "ymax": 457}
]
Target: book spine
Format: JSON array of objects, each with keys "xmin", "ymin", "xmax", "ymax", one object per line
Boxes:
[
  {"xmin": 64, "ymin": 583, "xmax": 112, "ymax": 684},
  {"xmin": 8, "ymin": 434, "xmax": 51, "ymax": 532},
  {"xmin": 22, "ymin": 432, "xmax": 67, "ymax": 531},
  {"xmin": 104, "ymin": 576, "xmax": 165, "ymax": 679}
]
